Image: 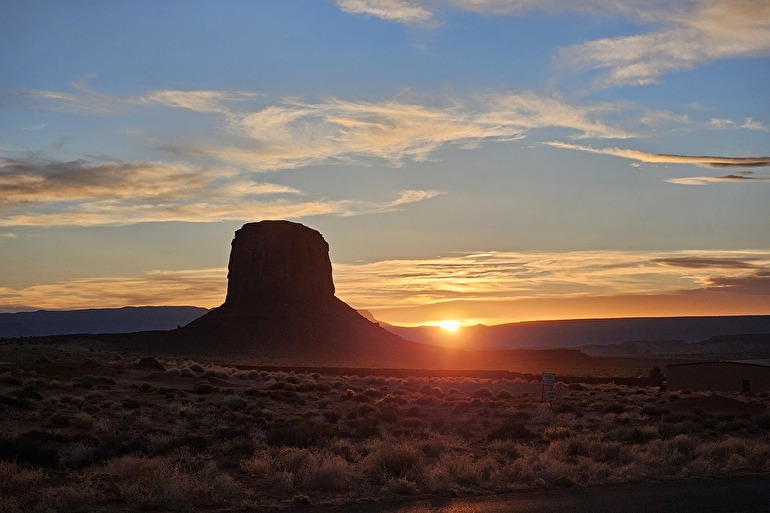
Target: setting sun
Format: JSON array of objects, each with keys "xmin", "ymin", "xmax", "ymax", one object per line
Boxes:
[{"xmin": 436, "ymin": 320, "xmax": 462, "ymax": 332}]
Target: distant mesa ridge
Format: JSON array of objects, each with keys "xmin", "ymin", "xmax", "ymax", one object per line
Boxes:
[{"xmin": 0, "ymin": 306, "xmax": 207, "ymax": 338}]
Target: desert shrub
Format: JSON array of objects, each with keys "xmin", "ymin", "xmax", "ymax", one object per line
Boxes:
[
  {"xmin": 90, "ymin": 435, "xmax": 154, "ymax": 463},
  {"xmin": 101, "ymin": 454, "xmax": 242, "ymax": 510},
  {"xmin": 605, "ymin": 425, "xmax": 659, "ymax": 444},
  {"xmin": 240, "ymin": 450, "xmax": 272, "ymax": 477},
  {"xmin": 0, "ymin": 375, "xmax": 23, "ymax": 386},
  {"xmin": 497, "ymin": 390, "xmax": 513, "ymax": 399},
  {"xmin": 297, "ymin": 451, "xmax": 351, "ymax": 490},
  {"xmin": 326, "ymin": 438, "xmax": 360, "ymax": 462},
  {"xmin": 72, "ymin": 412, "xmax": 94, "ymax": 429},
  {"xmin": 193, "ymin": 382, "xmax": 218, "ymax": 394},
  {"xmin": 405, "ymin": 405, "xmax": 421, "ymax": 417},
  {"xmin": 428, "ymin": 386, "xmax": 445, "ymax": 397},
  {"xmin": 376, "ymin": 405, "xmax": 399, "ymax": 423},
  {"xmin": 11, "ymin": 385, "xmax": 42, "ymax": 400},
  {"xmin": 640, "ymin": 404, "xmax": 669, "ymax": 417},
  {"xmin": 543, "ymin": 425, "xmax": 572, "ymax": 440},
  {"xmin": 658, "ymin": 419, "xmax": 701, "ymax": 438},
  {"xmin": 588, "ymin": 440, "xmax": 630, "ymax": 463},
  {"xmin": 414, "ymin": 395, "xmax": 436, "ymax": 406},
  {"xmin": 487, "ymin": 439, "xmax": 520, "ymax": 462},
  {"xmin": 419, "ymin": 438, "xmax": 448, "ymax": 459},
  {"xmin": 401, "ymin": 417, "xmax": 426, "ymax": 429},
  {"xmin": 0, "ymin": 461, "xmax": 44, "ymax": 512},
  {"xmin": 357, "ymin": 404, "xmax": 377, "ymax": 417},
  {"xmin": 60, "ymin": 441, "xmax": 98, "ymax": 468},
  {"xmin": 603, "ymin": 403, "xmax": 626, "ymax": 414},
  {"xmin": 0, "ymin": 394, "xmax": 30, "ymax": 409},
  {"xmin": 428, "ymin": 452, "xmax": 496, "ymax": 491},
  {"xmin": 472, "ymin": 388, "xmax": 493, "ymax": 398},
  {"xmin": 269, "ymin": 390, "xmax": 305, "ymax": 404},
  {"xmin": 121, "ymin": 398, "xmax": 141, "ymax": 409},
  {"xmin": 486, "ymin": 423, "xmax": 536, "ymax": 442},
  {"xmin": 346, "ymin": 416, "xmax": 382, "ymax": 439},
  {"xmin": 361, "ymin": 441, "xmax": 425, "ymax": 483},
  {"xmin": 755, "ymin": 414, "xmax": 770, "ymax": 430},
  {"xmin": 388, "ymin": 477, "xmax": 419, "ymax": 495},
  {"xmin": 363, "ymin": 387, "xmax": 383, "ymax": 398},
  {"xmin": 0, "ymin": 435, "xmax": 60, "ymax": 468},
  {"xmin": 223, "ymin": 398, "xmax": 247, "ymax": 411},
  {"xmin": 266, "ymin": 420, "xmax": 336, "ymax": 448}
]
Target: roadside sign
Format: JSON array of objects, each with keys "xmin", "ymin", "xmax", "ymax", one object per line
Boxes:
[
  {"xmin": 547, "ymin": 390, "xmax": 557, "ymax": 401},
  {"xmin": 541, "ymin": 373, "xmax": 555, "ymax": 386}
]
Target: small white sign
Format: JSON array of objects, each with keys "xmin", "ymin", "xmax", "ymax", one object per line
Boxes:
[
  {"xmin": 547, "ymin": 390, "xmax": 557, "ymax": 401},
  {"xmin": 541, "ymin": 373, "xmax": 556, "ymax": 386}
]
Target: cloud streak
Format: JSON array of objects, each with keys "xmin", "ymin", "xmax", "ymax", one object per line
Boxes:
[
  {"xmin": 547, "ymin": 141, "xmax": 770, "ymax": 169},
  {"xmin": 557, "ymin": 0, "xmax": 770, "ymax": 87},
  {"xmin": 16, "ymin": 84, "xmax": 635, "ymax": 172},
  {"xmin": 336, "ymin": 0, "xmax": 433, "ymax": 24},
  {"xmin": 666, "ymin": 173, "xmax": 770, "ymax": 185},
  {"xmin": 0, "ymin": 157, "xmax": 441, "ymax": 227},
  {"xmin": 163, "ymin": 93, "xmax": 632, "ymax": 170},
  {"xmin": 0, "ymin": 268, "xmax": 228, "ymax": 313},
  {"xmin": 3, "ymin": 249, "xmax": 768, "ymax": 323},
  {"xmin": 336, "ymin": 1, "xmax": 770, "ymax": 87}
]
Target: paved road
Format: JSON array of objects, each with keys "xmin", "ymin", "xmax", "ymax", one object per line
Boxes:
[{"xmin": 313, "ymin": 475, "xmax": 770, "ymax": 513}]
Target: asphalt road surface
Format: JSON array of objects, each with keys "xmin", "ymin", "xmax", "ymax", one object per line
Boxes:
[{"xmin": 314, "ymin": 475, "xmax": 769, "ymax": 513}]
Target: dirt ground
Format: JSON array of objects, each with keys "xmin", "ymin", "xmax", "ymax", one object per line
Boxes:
[{"xmin": 1, "ymin": 339, "xmax": 768, "ymax": 512}]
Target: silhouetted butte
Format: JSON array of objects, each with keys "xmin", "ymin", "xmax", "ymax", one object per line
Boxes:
[{"xmin": 174, "ymin": 221, "xmax": 444, "ymax": 367}]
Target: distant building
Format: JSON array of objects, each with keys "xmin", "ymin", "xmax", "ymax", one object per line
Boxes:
[{"xmin": 666, "ymin": 361, "xmax": 770, "ymax": 393}]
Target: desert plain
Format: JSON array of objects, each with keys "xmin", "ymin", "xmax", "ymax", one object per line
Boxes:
[{"xmin": 2, "ymin": 338, "xmax": 769, "ymax": 513}]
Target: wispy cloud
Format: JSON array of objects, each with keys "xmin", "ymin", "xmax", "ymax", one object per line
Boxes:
[
  {"xmin": 0, "ymin": 157, "xmax": 440, "ymax": 227},
  {"xmin": 546, "ymin": 141, "xmax": 770, "ymax": 169},
  {"xmin": 140, "ymin": 89, "xmax": 262, "ymax": 114},
  {"xmin": 20, "ymin": 78, "xmax": 130, "ymax": 115},
  {"xmin": 21, "ymin": 124, "xmax": 48, "ymax": 131},
  {"xmin": 557, "ymin": 0, "xmax": 770, "ymax": 87},
  {"xmin": 16, "ymin": 84, "xmax": 635, "ymax": 172},
  {"xmin": 0, "ymin": 268, "xmax": 228, "ymax": 312},
  {"xmin": 0, "ymin": 158, "xmax": 222, "ymax": 204},
  {"xmin": 652, "ymin": 256, "xmax": 760, "ymax": 269},
  {"xmin": 709, "ymin": 117, "xmax": 768, "ymax": 131},
  {"xmin": 336, "ymin": 1, "xmax": 770, "ymax": 88},
  {"xmin": 665, "ymin": 173, "xmax": 770, "ymax": 185},
  {"xmin": 4, "ymin": 249, "xmax": 768, "ymax": 322},
  {"xmin": 162, "ymin": 91, "xmax": 633, "ymax": 170},
  {"xmin": 336, "ymin": 0, "xmax": 433, "ymax": 24},
  {"xmin": 334, "ymin": 249, "xmax": 770, "ymax": 307}
]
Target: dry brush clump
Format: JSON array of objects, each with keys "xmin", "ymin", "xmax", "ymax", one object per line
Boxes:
[{"xmin": 2, "ymin": 343, "xmax": 770, "ymax": 511}]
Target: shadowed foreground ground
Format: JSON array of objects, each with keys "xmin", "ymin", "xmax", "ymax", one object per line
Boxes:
[
  {"xmin": 1, "ymin": 341, "xmax": 769, "ymax": 512},
  {"xmin": 320, "ymin": 475, "xmax": 770, "ymax": 513}
]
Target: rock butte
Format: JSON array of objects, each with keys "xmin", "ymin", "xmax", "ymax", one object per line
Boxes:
[
  {"xmin": 172, "ymin": 220, "xmax": 445, "ymax": 367},
  {"xmin": 113, "ymin": 220, "xmax": 589, "ymax": 371}
]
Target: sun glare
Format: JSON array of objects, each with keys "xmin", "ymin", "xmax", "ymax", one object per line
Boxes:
[{"xmin": 436, "ymin": 320, "xmax": 462, "ymax": 332}]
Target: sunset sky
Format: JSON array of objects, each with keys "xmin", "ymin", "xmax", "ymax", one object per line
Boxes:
[{"xmin": 1, "ymin": 1, "xmax": 769, "ymax": 326}]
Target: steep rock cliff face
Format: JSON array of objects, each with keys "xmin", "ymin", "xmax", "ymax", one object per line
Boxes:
[{"xmin": 224, "ymin": 221, "xmax": 335, "ymax": 311}]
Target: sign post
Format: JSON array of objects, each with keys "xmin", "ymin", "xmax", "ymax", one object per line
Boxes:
[{"xmin": 541, "ymin": 373, "xmax": 556, "ymax": 403}]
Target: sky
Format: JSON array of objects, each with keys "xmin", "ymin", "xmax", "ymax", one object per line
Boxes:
[{"xmin": 1, "ymin": 0, "xmax": 769, "ymax": 327}]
